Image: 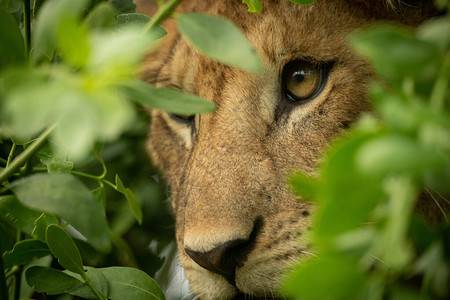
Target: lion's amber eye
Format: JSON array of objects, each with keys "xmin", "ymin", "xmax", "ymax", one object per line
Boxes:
[
  {"xmin": 169, "ymin": 113, "xmax": 195, "ymax": 123},
  {"xmin": 283, "ymin": 60, "xmax": 328, "ymax": 102}
]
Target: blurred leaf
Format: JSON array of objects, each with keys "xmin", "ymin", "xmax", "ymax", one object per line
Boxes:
[
  {"xmin": 0, "ymin": 195, "xmax": 42, "ymax": 235},
  {"xmin": 355, "ymin": 135, "xmax": 441, "ymax": 177},
  {"xmin": 289, "ymin": 172, "xmax": 319, "ymax": 201},
  {"xmin": 31, "ymin": 213, "xmax": 59, "ymax": 241},
  {"xmin": 120, "ymin": 80, "xmax": 216, "ymax": 115},
  {"xmin": 46, "ymin": 224, "xmax": 85, "ymax": 276},
  {"xmin": 289, "ymin": 0, "xmax": 314, "ymax": 4},
  {"xmin": 108, "ymin": 0, "xmax": 136, "ymax": 14},
  {"xmin": 284, "ymin": 254, "xmax": 365, "ymax": 300},
  {"xmin": 0, "ymin": 0, "xmax": 22, "ymax": 12},
  {"xmin": 92, "ymin": 185, "xmax": 107, "ymax": 212},
  {"xmin": 3, "ymin": 239, "xmax": 50, "ymax": 269},
  {"xmin": 10, "ymin": 173, "xmax": 111, "ymax": 252},
  {"xmin": 417, "ymin": 17, "xmax": 450, "ymax": 52},
  {"xmin": 0, "ymin": 9, "xmax": 26, "ymax": 69},
  {"xmin": 90, "ymin": 266, "xmax": 165, "ymax": 300},
  {"xmin": 116, "ymin": 14, "xmax": 167, "ymax": 39},
  {"xmin": 177, "ymin": 13, "xmax": 263, "ymax": 73},
  {"xmin": 57, "ymin": 17, "xmax": 90, "ymax": 68},
  {"xmin": 242, "ymin": 0, "xmax": 262, "ymax": 13},
  {"xmin": 389, "ymin": 287, "xmax": 431, "ymax": 300},
  {"xmin": 38, "ymin": 145, "xmax": 74, "ymax": 173},
  {"xmin": 32, "ymin": 0, "xmax": 90, "ymax": 61},
  {"xmin": 116, "ymin": 174, "xmax": 142, "ymax": 225},
  {"xmin": 26, "ymin": 266, "xmax": 83, "ymax": 295},
  {"xmin": 84, "ymin": 3, "xmax": 117, "ymax": 30},
  {"xmin": 350, "ymin": 25, "xmax": 440, "ymax": 82}
]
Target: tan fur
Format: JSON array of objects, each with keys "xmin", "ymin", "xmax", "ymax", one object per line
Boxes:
[{"xmin": 138, "ymin": 1, "xmax": 436, "ymax": 299}]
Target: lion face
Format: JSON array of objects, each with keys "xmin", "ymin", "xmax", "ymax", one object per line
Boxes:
[{"xmin": 142, "ymin": 0, "xmax": 431, "ymax": 298}]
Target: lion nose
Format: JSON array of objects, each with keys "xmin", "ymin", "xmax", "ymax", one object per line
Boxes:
[
  {"xmin": 185, "ymin": 239, "xmax": 248, "ymax": 285},
  {"xmin": 184, "ymin": 217, "xmax": 262, "ymax": 285}
]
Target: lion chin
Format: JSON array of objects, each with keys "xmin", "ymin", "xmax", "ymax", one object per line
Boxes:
[{"xmin": 138, "ymin": 0, "xmax": 436, "ymax": 298}]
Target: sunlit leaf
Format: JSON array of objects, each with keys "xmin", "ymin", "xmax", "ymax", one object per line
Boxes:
[
  {"xmin": 177, "ymin": 13, "xmax": 263, "ymax": 72},
  {"xmin": 120, "ymin": 80, "xmax": 216, "ymax": 115},
  {"xmin": 116, "ymin": 14, "xmax": 167, "ymax": 39},
  {"xmin": 57, "ymin": 17, "xmax": 90, "ymax": 68},
  {"xmin": 115, "ymin": 174, "xmax": 142, "ymax": 225},
  {"xmin": 46, "ymin": 224, "xmax": 85, "ymax": 276},
  {"xmin": 84, "ymin": 2, "xmax": 117, "ymax": 30},
  {"xmin": 242, "ymin": 0, "xmax": 262, "ymax": 13},
  {"xmin": 11, "ymin": 173, "xmax": 111, "ymax": 252},
  {"xmin": 26, "ymin": 266, "xmax": 83, "ymax": 295},
  {"xmin": 289, "ymin": 172, "xmax": 319, "ymax": 201},
  {"xmin": 3, "ymin": 239, "xmax": 50, "ymax": 269}
]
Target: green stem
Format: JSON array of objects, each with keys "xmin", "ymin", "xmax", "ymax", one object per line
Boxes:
[
  {"xmin": 13, "ymin": 232, "xmax": 23, "ymax": 300},
  {"xmin": 145, "ymin": 0, "xmax": 182, "ymax": 32},
  {"xmin": 0, "ymin": 124, "xmax": 56, "ymax": 184},
  {"xmin": 23, "ymin": 0, "xmax": 31, "ymax": 58},
  {"xmin": 71, "ymin": 170, "xmax": 103, "ymax": 181},
  {"xmin": 0, "ymin": 241, "xmax": 9, "ymax": 300},
  {"xmin": 84, "ymin": 276, "xmax": 108, "ymax": 300},
  {"xmin": 102, "ymin": 179, "xmax": 117, "ymax": 190},
  {"xmin": 6, "ymin": 142, "xmax": 17, "ymax": 169}
]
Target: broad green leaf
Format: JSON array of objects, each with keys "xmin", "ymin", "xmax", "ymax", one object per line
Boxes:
[
  {"xmin": 289, "ymin": 0, "xmax": 314, "ymax": 4},
  {"xmin": 46, "ymin": 225, "xmax": 85, "ymax": 276},
  {"xmin": 349, "ymin": 25, "xmax": 440, "ymax": 82},
  {"xmin": 0, "ymin": 195, "xmax": 42, "ymax": 235},
  {"xmin": 57, "ymin": 17, "xmax": 90, "ymax": 68},
  {"xmin": 68, "ymin": 267, "xmax": 109, "ymax": 299},
  {"xmin": 11, "ymin": 173, "xmax": 111, "ymax": 252},
  {"xmin": 120, "ymin": 80, "xmax": 216, "ymax": 115},
  {"xmin": 314, "ymin": 134, "xmax": 384, "ymax": 242},
  {"xmin": 289, "ymin": 172, "xmax": 319, "ymax": 201},
  {"xmin": 31, "ymin": 213, "xmax": 59, "ymax": 241},
  {"xmin": 32, "ymin": 0, "xmax": 90, "ymax": 61},
  {"xmin": 3, "ymin": 239, "xmax": 50, "ymax": 269},
  {"xmin": 84, "ymin": 3, "xmax": 117, "ymax": 30},
  {"xmin": 284, "ymin": 254, "xmax": 365, "ymax": 299},
  {"xmin": 115, "ymin": 175, "xmax": 142, "ymax": 225},
  {"xmin": 108, "ymin": 0, "xmax": 136, "ymax": 14},
  {"xmin": 116, "ymin": 14, "xmax": 167, "ymax": 39},
  {"xmin": 0, "ymin": 0, "xmax": 22, "ymax": 12},
  {"xmin": 0, "ymin": 9, "xmax": 26, "ymax": 69},
  {"xmin": 38, "ymin": 145, "xmax": 74, "ymax": 173},
  {"xmin": 242, "ymin": 0, "xmax": 263, "ymax": 13},
  {"xmin": 177, "ymin": 13, "xmax": 263, "ymax": 72},
  {"xmin": 418, "ymin": 17, "xmax": 450, "ymax": 52},
  {"xmin": 26, "ymin": 266, "xmax": 83, "ymax": 295},
  {"xmin": 355, "ymin": 135, "xmax": 442, "ymax": 177},
  {"xmin": 93, "ymin": 266, "xmax": 165, "ymax": 300}
]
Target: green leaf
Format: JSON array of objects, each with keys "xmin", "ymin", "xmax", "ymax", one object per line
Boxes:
[
  {"xmin": 31, "ymin": 213, "xmax": 59, "ymax": 241},
  {"xmin": 11, "ymin": 173, "xmax": 111, "ymax": 252},
  {"xmin": 26, "ymin": 266, "xmax": 84, "ymax": 295},
  {"xmin": 116, "ymin": 14, "xmax": 167, "ymax": 39},
  {"xmin": 177, "ymin": 13, "xmax": 263, "ymax": 73},
  {"xmin": 84, "ymin": 2, "xmax": 117, "ymax": 30},
  {"xmin": 349, "ymin": 25, "xmax": 441, "ymax": 82},
  {"xmin": 289, "ymin": 0, "xmax": 314, "ymax": 4},
  {"xmin": 67, "ymin": 267, "xmax": 109, "ymax": 299},
  {"xmin": 3, "ymin": 239, "xmax": 50, "ymax": 269},
  {"xmin": 417, "ymin": 17, "xmax": 450, "ymax": 52},
  {"xmin": 0, "ymin": 9, "xmax": 26, "ymax": 69},
  {"xmin": 38, "ymin": 145, "xmax": 74, "ymax": 173},
  {"xmin": 120, "ymin": 80, "xmax": 216, "ymax": 115},
  {"xmin": 108, "ymin": 0, "xmax": 136, "ymax": 14},
  {"xmin": 32, "ymin": 0, "xmax": 90, "ymax": 61},
  {"xmin": 242, "ymin": 0, "xmax": 263, "ymax": 13},
  {"xmin": 0, "ymin": 0, "xmax": 22, "ymax": 12},
  {"xmin": 92, "ymin": 267, "xmax": 165, "ymax": 300},
  {"xmin": 0, "ymin": 195, "xmax": 42, "ymax": 235},
  {"xmin": 92, "ymin": 185, "xmax": 107, "ymax": 212},
  {"xmin": 57, "ymin": 17, "xmax": 90, "ymax": 68},
  {"xmin": 46, "ymin": 225, "xmax": 85, "ymax": 276},
  {"xmin": 284, "ymin": 254, "xmax": 365, "ymax": 299},
  {"xmin": 115, "ymin": 175, "xmax": 142, "ymax": 225},
  {"xmin": 289, "ymin": 172, "xmax": 319, "ymax": 201}
]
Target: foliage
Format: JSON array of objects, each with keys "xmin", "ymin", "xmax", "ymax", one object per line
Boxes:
[
  {"xmin": 285, "ymin": 3, "xmax": 450, "ymax": 300},
  {"xmin": 0, "ymin": 0, "xmax": 263, "ymax": 299}
]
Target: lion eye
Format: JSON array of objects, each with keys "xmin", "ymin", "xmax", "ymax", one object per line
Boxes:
[
  {"xmin": 169, "ymin": 113, "xmax": 195, "ymax": 123},
  {"xmin": 283, "ymin": 60, "xmax": 328, "ymax": 102}
]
